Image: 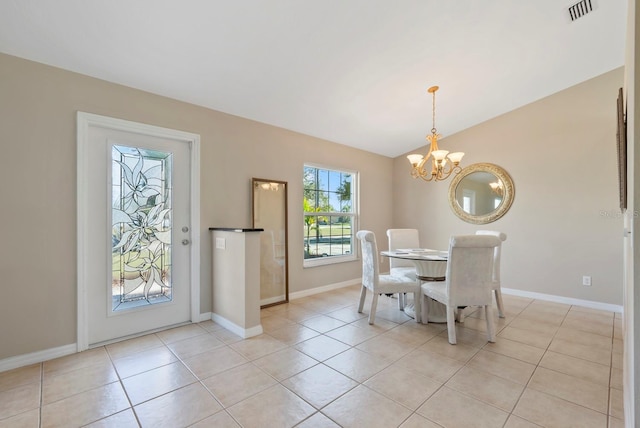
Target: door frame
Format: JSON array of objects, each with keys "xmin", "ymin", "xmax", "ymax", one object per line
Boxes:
[{"xmin": 76, "ymin": 112, "xmax": 201, "ymax": 351}]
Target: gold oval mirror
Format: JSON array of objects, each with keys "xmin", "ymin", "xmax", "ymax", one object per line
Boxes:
[{"xmin": 448, "ymin": 163, "xmax": 515, "ymax": 224}]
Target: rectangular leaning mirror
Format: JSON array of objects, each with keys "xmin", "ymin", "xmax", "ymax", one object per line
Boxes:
[{"xmin": 252, "ymin": 178, "xmax": 289, "ymax": 307}]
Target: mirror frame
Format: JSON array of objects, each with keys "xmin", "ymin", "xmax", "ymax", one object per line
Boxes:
[
  {"xmin": 252, "ymin": 178, "xmax": 289, "ymax": 308},
  {"xmin": 448, "ymin": 163, "xmax": 515, "ymax": 224}
]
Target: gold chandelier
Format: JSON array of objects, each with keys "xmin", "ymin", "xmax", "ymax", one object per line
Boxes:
[
  {"xmin": 490, "ymin": 179, "xmax": 504, "ymax": 196},
  {"xmin": 407, "ymin": 86, "xmax": 464, "ymax": 181}
]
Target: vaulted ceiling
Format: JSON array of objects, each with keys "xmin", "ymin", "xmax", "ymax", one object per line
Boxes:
[{"xmin": 0, "ymin": 0, "xmax": 627, "ymax": 157}]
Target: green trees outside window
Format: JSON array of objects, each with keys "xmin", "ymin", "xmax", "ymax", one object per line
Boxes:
[{"xmin": 303, "ymin": 166, "xmax": 357, "ymax": 265}]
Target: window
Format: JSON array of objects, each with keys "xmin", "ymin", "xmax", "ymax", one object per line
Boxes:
[
  {"xmin": 462, "ymin": 189, "xmax": 475, "ymax": 215},
  {"xmin": 303, "ymin": 165, "xmax": 357, "ymax": 267}
]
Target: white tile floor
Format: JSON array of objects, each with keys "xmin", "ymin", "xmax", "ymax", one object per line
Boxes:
[{"xmin": 0, "ymin": 285, "xmax": 624, "ymax": 427}]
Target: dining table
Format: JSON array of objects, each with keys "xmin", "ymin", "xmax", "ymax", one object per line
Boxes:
[{"xmin": 380, "ymin": 248, "xmax": 449, "ymax": 323}]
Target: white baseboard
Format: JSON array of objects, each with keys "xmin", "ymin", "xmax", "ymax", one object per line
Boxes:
[
  {"xmin": 289, "ymin": 278, "xmax": 360, "ymax": 300},
  {"xmin": 1, "ymin": 286, "xmax": 622, "ymax": 374},
  {"xmin": 502, "ymin": 288, "xmax": 623, "ymax": 313},
  {"xmin": 197, "ymin": 312, "xmax": 213, "ymax": 323},
  {"xmin": 210, "ymin": 313, "xmax": 263, "ymax": 338},
  {"xmin": 0, "ymin": 343, "xmax": 77, "ymax": 373},
  {"xmin": 261, "ymin": 295, "xmax": 286, "ymax": 306},
  {"xmin": 0, "ymin": 312, "xmax": 216, "ymax": 373},
  {"xmin": 287, "ymin": 280, "xmax": 624, "ymax": 313}
]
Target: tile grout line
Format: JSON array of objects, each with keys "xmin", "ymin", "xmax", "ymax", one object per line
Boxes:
[
  {"xmin": 506, "ymin": 298, "xmax": 556, "ymax": 425},
  {"xmin": 2, "ymin": 289, "xmax": 622, "ymax": 427},
  {"xmin": 103, "ymin": 342, "xmax": 142, "ymax": 428}
]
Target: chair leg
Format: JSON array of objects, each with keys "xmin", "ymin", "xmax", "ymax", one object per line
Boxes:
[
  {"xmin": 420, "ymin": 293, "xmax": 429, "ymax": 324},
  {"xmin": 398, "ymin": 293, "xmax": 405, "ymax": 310},
  {"xmin": 358, "ymin": 285, "xmax": 367, "ymax": 313},
  {"xmin": 413, "ymin": 290, "xmax": 422, "ymax": 323},
  {"xmin": 446, "ymin": 305, "xmax": 457, "ymax": 344},
  {"xmin": 484, "ymin": 305, "xmax": 496, "ymax": 342},
  {"xmin": 494, "ymin": 288, "xmax": 505, "ymax": 318},
  {"xmin": 457, "ymin": 307, "xmax": 465, "ymax": 323},
  {"xmin": 369, "ymin": 293, "xmax": 379, "ymax": 324}
]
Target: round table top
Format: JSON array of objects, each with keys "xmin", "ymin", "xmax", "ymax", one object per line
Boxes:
[{"xmin": 381, "ymin": 249, "xmax": 448, "ymax": 261}]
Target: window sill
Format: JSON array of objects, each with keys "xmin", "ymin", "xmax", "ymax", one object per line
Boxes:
[{"xmin": 303, "ymin": 254, "xmax": 357, "ymax": 268}]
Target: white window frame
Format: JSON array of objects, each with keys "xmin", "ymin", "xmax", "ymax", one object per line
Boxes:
[
  {"xmin": 303, "ymin": 164, "xmax": 358, "ymax": 268},
  {"xmin": 462, "ymin": 189, "xmax": 476, "ymax": 215}
]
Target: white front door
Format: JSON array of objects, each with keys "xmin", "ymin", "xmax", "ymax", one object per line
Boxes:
[{"xmin": 77, "ymin": 113, "xmax": 200, "ymax": 348}]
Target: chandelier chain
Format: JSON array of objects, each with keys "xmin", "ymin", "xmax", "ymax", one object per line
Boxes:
[{"xmin": 431, "ymin": 88, "xmax": 437, "ymax": 134}]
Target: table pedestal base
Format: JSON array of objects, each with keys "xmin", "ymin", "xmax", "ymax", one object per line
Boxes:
[{"xmin": 402, "ymin": 297, "xmax": 447, "ymax": 323}]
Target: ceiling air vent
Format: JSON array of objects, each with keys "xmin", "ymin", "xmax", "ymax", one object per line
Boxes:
[{"xmin": 568, "ymin": 0, "xmax": 595, "ymax": 21}]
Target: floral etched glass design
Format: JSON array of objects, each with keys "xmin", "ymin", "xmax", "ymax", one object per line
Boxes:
[{"xmin": 111, "ymin": 145, "xmax": 173, "ymax": 312}]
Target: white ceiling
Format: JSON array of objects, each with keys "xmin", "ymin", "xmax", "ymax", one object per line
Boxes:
[{"xmin": 0, "ymin": 0, "xmax": 628, "ymax": 157}]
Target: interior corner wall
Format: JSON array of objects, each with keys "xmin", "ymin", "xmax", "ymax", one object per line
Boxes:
[
  {"xmin": 626, "ymin": 0, "xmax": 639, "ymax": 423},
  {"xmin": 0, "ymin": 53, "xmax": 393, "ymax": 361},
  {"xmin": 391, "ymin": 68, "xmax": 624, "ymax": 306}
]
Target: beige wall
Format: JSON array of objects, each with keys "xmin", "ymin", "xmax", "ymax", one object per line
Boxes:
[
  {"xmin": 0, "ymin": 53, "xmax": 393, "ymax": 360},
  {"xmin": 0, "ymin": 51, "xmax": 624, "ymax": 362},
  {"xmin": 392, "ymin": 68, "xmax": 624, "ymax": 306}
]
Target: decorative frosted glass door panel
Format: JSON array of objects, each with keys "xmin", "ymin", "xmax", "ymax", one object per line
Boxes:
[
  {"xmin": 78, "ymin": 113, "xmax": 197, "ymax": 347},
  {"xmin": 112, "ymin": 145, "xmax": 173, "ymax": 311}
]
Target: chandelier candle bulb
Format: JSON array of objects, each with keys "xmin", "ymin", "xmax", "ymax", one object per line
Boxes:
[
  {"xmin": 407, "ymin": 154, "xmax": 424, "ymax": 166},
  {"xmin": 432, "ymin": 150, "xmax": 449, "ymax": 161},
  {"xmin": 448, "ymin": 152, "xmax": 465, "ymax": 164}
]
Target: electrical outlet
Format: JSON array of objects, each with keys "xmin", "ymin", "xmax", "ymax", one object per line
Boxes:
[
  {"xmin": 215, "ymin": 237, "xmax": 226, "ymax": 249},
  {"xmin": 582, "ymin": 275, "xmax": 592, "ymax": 286}
]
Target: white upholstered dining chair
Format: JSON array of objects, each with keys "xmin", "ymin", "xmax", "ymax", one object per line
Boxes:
[
  {"xmin": 421, "ymin": 235, "xmax": 500, "ymax": 344},
  {"xmin": 386, "ymin": 228, "xmax": 420, "ymax": 309},
  {"xmin": 386, "ymin": 228, "xmax": 420, "ymax": 281},
  {"xmin": 476, "ymin": 230, "xmax": 507, "ymax": 318},
  {"xmin": 356, "ymin": 230, "xmax": 421, "ymax": 324}
]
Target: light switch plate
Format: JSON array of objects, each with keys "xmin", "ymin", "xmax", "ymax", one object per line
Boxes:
[{"xmin": 216, "ymin": 237, "xmax": 226, "ymax": 249}]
